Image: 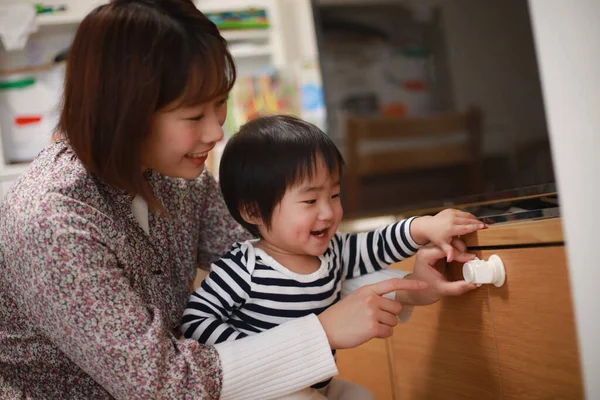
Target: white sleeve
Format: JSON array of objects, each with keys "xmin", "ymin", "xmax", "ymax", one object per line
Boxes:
[
  {"xmin": 215, "ymin": 314, "xmax": 337, "ymax": 400},
  {"xmin": 341, "ymin": 268, "xmax": 414, "ymax": 324}
]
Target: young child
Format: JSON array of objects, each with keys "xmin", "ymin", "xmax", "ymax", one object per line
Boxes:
[{"xmin": 182, "ymin": 115, "xmax": 485, "ymax": 399}]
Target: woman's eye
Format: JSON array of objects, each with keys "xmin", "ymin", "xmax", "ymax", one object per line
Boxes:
[
  {"xmin": 332, "ymin": 193, "xmax": 340, "ymax": 199},
  {"xmin": 304, "ymin": 199, "xmax": 316, "ymax": 205}
]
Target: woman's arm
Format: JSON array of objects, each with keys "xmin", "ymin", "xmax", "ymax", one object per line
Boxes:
[
  {"xmin": 215, "ymin": 314, "xmax": 336, "ymax": 399},
  {"xmin": 4, "ymin": 192, "xmax": 342, "ymax": 400},
  {"xmin": 9, "ymin": 194, "xmax": 228, "ymax": 399}
]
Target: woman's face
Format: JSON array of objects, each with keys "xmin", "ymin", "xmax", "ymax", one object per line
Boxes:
[{"xmin": 141, "ymin": 95, "xmax": 228, "ymax": 179}]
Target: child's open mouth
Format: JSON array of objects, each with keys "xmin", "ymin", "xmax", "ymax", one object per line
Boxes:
[{"xmin": 310, "ymin": 228, "xmax": 327, "ymax": 238}]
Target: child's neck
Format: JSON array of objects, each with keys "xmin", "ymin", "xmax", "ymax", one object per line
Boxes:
[{"xmin": 255, "ymin": 240, "xmax": 321, "ymax": 275}]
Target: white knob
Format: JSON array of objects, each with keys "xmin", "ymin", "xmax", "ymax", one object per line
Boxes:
[{"xmin": 462, "ymin": 255, "xmax": 506, "ymax": 287}]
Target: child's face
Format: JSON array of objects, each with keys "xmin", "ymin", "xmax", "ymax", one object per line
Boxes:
[{"xmin": 259, "ymin": 158, "xmax": 343, "ymax": 257}]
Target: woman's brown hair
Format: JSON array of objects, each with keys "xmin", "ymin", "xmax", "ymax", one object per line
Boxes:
[{"xmin": 58, "ymin": 0, "xmax": 236, "ymax": 207}]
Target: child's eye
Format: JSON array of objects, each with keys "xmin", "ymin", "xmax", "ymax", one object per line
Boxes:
[
  {"xmin": 217, "ymin": 97, "xmax": 228, "ymax": 106},
  {"xmin": 188, "ymin": 114, "xmax": 204, "ymax": 121},
  {"xmin": 304, "ymin": 199, "xmax": 317, "ymax": 205},
  {"xmin": 331, "ymin": 193, "xmax": 340, "ymax": 199}
]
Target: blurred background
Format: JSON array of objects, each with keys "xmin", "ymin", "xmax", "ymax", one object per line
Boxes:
[{"xmin": 0, "ymin": 0, "xmax": 555, "ymax": 218}]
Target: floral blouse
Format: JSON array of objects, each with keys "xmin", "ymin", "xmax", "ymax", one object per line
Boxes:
[{"xmin": 0, "ymin": 140, "xmax": 250, "ymax": 399}]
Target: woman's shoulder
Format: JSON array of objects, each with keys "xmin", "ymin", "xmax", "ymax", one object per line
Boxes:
[{"xmin": 1, "ymin": 140, "xmax": 111, "ymax": 223}]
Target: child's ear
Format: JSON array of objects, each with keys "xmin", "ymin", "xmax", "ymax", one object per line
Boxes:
[{"xmin": 240, "ymin": 204, "xmax": 262, "ymax": 226}]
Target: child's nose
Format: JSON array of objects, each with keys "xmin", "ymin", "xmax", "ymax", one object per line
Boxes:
[{"xmin": 319, "ymin": 203, "xmax": 334, "ymax": 220}]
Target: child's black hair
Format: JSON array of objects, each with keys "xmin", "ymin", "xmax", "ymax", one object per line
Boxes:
[{"xmin": 219, "ymin": 115, "xmax": 345, "ymax": 237}]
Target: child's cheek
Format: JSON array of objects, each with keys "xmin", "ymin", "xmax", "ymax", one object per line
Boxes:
[
  {"xmin": 294, "ymin": 226, "xmax": 305, "ymax": 239},
  {"xmin": 293, "ymin": 219, "xmax": 310, "ymax": 238}
]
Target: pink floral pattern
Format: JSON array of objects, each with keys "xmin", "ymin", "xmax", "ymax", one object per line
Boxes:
[{"xmin": 0, "ymin": 140, "xmax": 250, "ymax": 399}]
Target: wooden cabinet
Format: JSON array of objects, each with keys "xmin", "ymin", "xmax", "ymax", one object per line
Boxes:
[
  {"xmin": 336, "ymin": 338, "xmax": 396, "ymax": 400},
  {"xmin": 336, "ymin": 218, "xmax": 583, "ymax": 399},
  {"xmin": 481, "ymin": 247, "xmax": 581, "ymax": 400}
]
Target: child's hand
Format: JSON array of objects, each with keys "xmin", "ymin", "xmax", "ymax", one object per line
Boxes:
[
  {"xmin": 318, "ymin": 278, "xmax": 427, "ymax": 349},
  {"xmin": 410, "ymin": 209, "xmax": 486, "ymax": 262}
]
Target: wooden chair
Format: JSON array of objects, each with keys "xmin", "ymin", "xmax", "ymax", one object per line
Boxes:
[{"xmin": 344, "ymin": 107, "xmax": 483, "ymax": 216}]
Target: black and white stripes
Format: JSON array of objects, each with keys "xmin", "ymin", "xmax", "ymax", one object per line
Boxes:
[{"xmin": 182, "ymin": 217, "xmax": 419, "ymax": 345}]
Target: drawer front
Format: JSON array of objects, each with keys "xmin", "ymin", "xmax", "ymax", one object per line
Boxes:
[
  {"xmin": 477, "ymin": 246, "xmax": 583, "ymax": 400},
  {"xmin": 336, "ymin": 257, "xmax": 415, "ymax": 400},
  {"xmin": 336, "ymin": 339, "xmax": 395, "ymax": 400},
  {"xmin": 338, "ymin": 244, "xmax": 583, "ymax": 400},
  {"xmin": 387, "ymin": 246, "xmax": 582, "ymax": 399},
  {"xmin": 389, "ymin": 259, "xmax": 502, "ymax": 400}
]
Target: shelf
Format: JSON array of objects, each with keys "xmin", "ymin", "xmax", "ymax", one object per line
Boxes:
[
  {"xmin": 36, "ymin": 13, "xmax": 83, "ymax": 26},
  {"xmin": 230, "ymin": 44, "xmax": 272, "ymax": 58},
  {"xmin": 37, "ymin": 17, "xmax": 271, "ymax": 40},
  {"xmin": 221, "ymin": 29, "xmax": 270, "ymax": 41}
]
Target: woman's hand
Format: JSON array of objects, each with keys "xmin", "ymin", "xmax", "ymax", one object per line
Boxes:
[
  {"xmin": 397, "ymin": 238, "xmax": 478, "ymax": 306},
  {"xmin": 318, "ymin": 278, "xmax": 427, "ymax": 349}
]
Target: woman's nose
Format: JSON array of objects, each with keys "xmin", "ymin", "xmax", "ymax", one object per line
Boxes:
[{"xmin": 201, "ymin": 114, "xmax": 224, "ymax": 144}]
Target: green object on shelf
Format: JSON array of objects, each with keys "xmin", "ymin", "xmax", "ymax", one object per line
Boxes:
[
  {"xmin": 217, "ymin": 22, "xmax": 269, "ymax": 30},
  {"xmin": 0, "ymin": 77, "xmax": 36, "ymax": 90},
  {"xmin": 34, "ymin": 3, "xmax": 68, "ymax": 14},
  {"xmin": 206, "ymin": 9, "xmax": 270, "ymax": 30}
]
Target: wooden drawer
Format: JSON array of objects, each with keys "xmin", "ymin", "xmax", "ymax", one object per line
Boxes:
[
  {"xmin": 336, "ymin": 338, "xmax": 395, "ymax": 400},
  {"xmin": 389, "ymin": 256, "xmax": 502, "ymax": 400},
  {"xmin": 476, "ymin": 246, "xmax": 583, "ymax": 400},
  {"xmin": 388, "ymin": 245, "xmax": 583, "ymax": 400},
  {"xmin": 337, "ymin": 219, "xmax": 583, "ymax": 399}
]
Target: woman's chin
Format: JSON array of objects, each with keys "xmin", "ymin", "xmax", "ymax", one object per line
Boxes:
[{"xmin": 156, "ymin": 165, "xmax": 205, "ymax": 180}]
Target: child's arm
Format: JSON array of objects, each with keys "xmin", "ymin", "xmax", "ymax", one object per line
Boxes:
[
  {"xmin": 181, "ymin": 253, "xmax": 252, "ymax": 345},
  {"xmin": 409, "ymin": 209, "xmax": 486, "ymax": 262},
  {"xmin": 338, "ymin": 217, "xmax": 421, "ymax": 280}
]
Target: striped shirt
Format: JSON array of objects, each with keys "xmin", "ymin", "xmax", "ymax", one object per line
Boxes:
[{"xmin": 182, "ymin": 217, "xmax": 419, "ymax": 345}]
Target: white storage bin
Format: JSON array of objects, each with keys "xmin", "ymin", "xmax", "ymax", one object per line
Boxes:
[{"xmin": 0, "ymin": 74, "xmax": 58, "ymax": 163}]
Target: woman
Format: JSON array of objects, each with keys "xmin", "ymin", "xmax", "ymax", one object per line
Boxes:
[{"xmin": 0, "ymin": 1, "xmax": 475, "ymax": 399}]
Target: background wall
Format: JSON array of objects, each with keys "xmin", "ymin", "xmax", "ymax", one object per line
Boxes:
[{"xmin": 529, "ymin": 1, "xmax": 600, "ymax": 398}]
